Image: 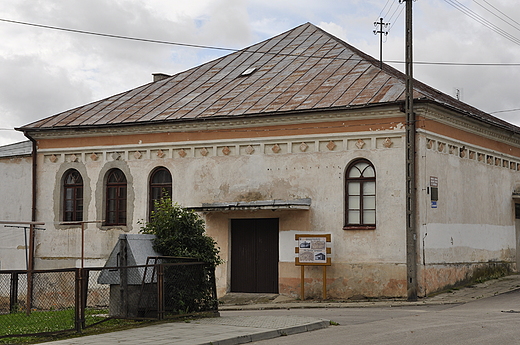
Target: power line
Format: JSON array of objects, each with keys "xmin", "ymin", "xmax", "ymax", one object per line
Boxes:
[
  {"xmin": 482, "ymin": 0, "xmax": 520, "ymax": 29},
  {"xmin": 387, "ymin": 60, "xmax": 520, "ymax": 66},
  {"xmin": 388, "ymin": 3, "xmax": 405, "ymax": 32},
  {"xmin": 377, "ymin": 0, "xmax": 393, "ymax": 21},
  {"xmin": 490, "ymin": 108, "xmax": 520, "ymax": 115},
  {"xmin": 0, "ymin": 18, "xmax": 240, "ymax": 53},
  {"xmin": 2, "ymin": 17, "xmax": 520, "ymax": 68},
  {"xmin": 473, "ymin": 0, "xmax": 520, "ymax": 34},
  {"xmin": 443, "ymin": 0, "xmax": 520, "ymax": 46}
]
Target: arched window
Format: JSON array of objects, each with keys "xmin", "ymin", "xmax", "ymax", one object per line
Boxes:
[
  {"xmin": 345, "ymin": 159, "xmax": 376, "ymax": 229},
  {"xmin": 149, "ymin": 167, "xmax": 172, "ymax": 218},
  {"xmin": 105, "ymin": 169, "xmax": 127, "ymax": 226},
  {"xmin": 63, "ymin": 169, "xmax": 83, "ymax": 221}
]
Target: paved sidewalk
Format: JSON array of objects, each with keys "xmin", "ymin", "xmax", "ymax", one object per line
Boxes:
[
  {"xmin": 41, "ymin": 274, "xmax": 520, "ymax": 345},
  {"xmin": 42, "ymin": 316, "xmax": 330, "ymax": 345}
]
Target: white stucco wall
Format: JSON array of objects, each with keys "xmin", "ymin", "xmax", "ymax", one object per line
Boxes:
[
  {"xmin": 0, "ymin": 155, "xmax": 33, "ymax": 270},
  {"xmin": 23, "ymin": 110, "xmax": 520, "ymax": 297},
  {"xmin": 29, "ymin": 125, "xmax": 409, "ymax": 297},
  {"xmin": 417, "ymin": 130, "xmax": 520, "ymax": 293}
]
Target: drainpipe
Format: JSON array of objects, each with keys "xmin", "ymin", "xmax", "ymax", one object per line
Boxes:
[
  {"xmin": 24, "ymin": 133, "xmax": 38, "ymax": 227},
  {"xmin": 24, "ymin": 132, "xmax": 38, "ymax": 313}
]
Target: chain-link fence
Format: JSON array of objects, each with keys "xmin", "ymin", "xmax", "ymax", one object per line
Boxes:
[
  {"xmin": 0, "ymin": 269, "xmax": 79, "ymax": 338},
  {"xmin": 0, "ymin": 260, "xmax": 217, "ymax": 339}
]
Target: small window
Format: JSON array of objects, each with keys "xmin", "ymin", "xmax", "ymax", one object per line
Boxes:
[
  {"xmin": 63, "ymin": 169, "xmax": 83, "ymax": 222},
  {"xmin": 344, "ymin": 159, "xmax": 376, "ymax": 229},
  {"xmin": 149, "ymin": 167, "xmax": 172, "ymax": 219},
  {"xmin": 105, "ymin": 169, "xmax": 127, "ymax": 226},
  {"xmin": 515, "ymin": 203, "xmax": 520, "ymax": 220}
]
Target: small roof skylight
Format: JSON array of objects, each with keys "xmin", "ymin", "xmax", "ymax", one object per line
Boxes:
[{"xmin": 240, "ymin": 67, "xmax": 257, "ymax": 76}]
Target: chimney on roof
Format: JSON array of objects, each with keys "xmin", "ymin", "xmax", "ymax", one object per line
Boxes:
[{"xmin": 153, "ymin": 73, "xmax": 171, "ymax": 82}]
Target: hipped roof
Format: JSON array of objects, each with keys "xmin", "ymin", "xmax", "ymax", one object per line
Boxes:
[{"xmin": 19, "ymin": 22, "xmax": 520, "ymax": 134}]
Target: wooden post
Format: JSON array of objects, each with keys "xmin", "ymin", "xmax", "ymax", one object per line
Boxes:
[
  {"xmin": 295, "ymin": 234, "xmax": 331, "ymax": 301},
  {"xmin": 300, "ymin": 266, "xmax": 305, "ymax": 301}
]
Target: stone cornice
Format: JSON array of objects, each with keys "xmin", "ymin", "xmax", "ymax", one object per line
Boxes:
[
  {"xmin": 417, "ymin": 103, "xmax": 520, "ymax": 148},
  {"xmin": 37, "ymin": 128, "xmax": 406, "ymax": 154}
]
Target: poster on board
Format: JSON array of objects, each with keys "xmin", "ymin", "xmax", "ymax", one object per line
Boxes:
[{"xmin": 298, "ymin": 237, "xmax": 327, "ymax": 264}]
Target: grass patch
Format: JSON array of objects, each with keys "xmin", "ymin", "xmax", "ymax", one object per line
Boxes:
[
  {"xmin": 0, "ymin": 308, "xmax": 218, "ymax": 344},
  {"xmin": 0, "ymin": 309, "xmax": 153, "ymax": 344},
  {"xmin": 0, "ymin": 309, "xmax": 76, "ymax": 337}
]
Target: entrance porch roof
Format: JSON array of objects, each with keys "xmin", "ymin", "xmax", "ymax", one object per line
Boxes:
[{"xmin": 188, "ymin": 198, "xmax": 311, "ymax": 212}]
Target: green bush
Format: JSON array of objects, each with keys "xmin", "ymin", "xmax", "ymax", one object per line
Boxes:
[
  {"xmin": 140, "ymin": 198, "xmax": 222, "ymax": 313},
  {"xmin": 141, "ymin": 197, "xmax": 222, "ymax": 267}
]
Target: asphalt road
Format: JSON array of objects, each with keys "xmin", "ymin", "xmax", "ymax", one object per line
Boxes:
[{"xmin": 221, "ymin": 290, "xmax": 520, "ymax": 344}]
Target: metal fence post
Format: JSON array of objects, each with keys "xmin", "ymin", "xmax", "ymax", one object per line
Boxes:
[
  {"xmin": 119, "ymin": 237, "xmax": 128, "ymax": 318},
  {"xmin": 81, "ymin": 269, "xmax": 89, "ymax": 329},
  {"xmin": 26, "ymin": 224, "xmax": 35, "ymax": 316},
  {"xmin": 157, "ymin": 264, "xmax": 164, "ymax": 320},
  {"xmin": 75, "ymin": 268, "xmax": 82, "ymax": 333},
  {"xmin": 209, "ymin": 265, "xmax": 218, "ymax": 312},
  {"xmin": 9, "ymin": 272, "xmax": 19, "ymax": 313}
]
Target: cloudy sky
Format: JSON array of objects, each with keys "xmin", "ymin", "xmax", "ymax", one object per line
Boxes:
[{"xmin": 1, "ymin": 0, "xmax": 520, "ymax": 146}]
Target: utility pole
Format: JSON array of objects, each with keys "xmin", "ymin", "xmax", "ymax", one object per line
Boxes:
[
  {"xmin": 373, "ymin": 18, "xmax": 389, "ymax": 69},
  {"xmin": 402, "ymin": 0, "xmax": 418, "ymax": 301}
]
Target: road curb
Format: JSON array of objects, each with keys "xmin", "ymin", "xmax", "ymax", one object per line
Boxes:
[{"xmin": 199, "ymin": 319, "xmax": 330, "ymax": 345}]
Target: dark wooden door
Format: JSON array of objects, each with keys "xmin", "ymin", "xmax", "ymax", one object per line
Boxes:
[{"xmin": 231, "ymin": 218, "xmax": 279, "ymax": 293}]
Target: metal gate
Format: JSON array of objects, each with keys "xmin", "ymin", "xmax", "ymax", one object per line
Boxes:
[{"xmin": 230, "ymin": 218, "xmax": 279, "ymax": 293}]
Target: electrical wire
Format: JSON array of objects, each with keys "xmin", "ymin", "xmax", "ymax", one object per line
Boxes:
[
  {"xmin": 387, "ymin": 60, "xmax": 520, "ymax": 66},
  {"xmin": 388, "ymin": 3, "xmax": 405, "ymax": 31},
  {"xmin": 1, "ymin": 17, "xmax": 520, "ymax": 68},
  {"xmin": 1, "ymin": 17, "xmax": 520, "ymax": 118},
  {"xmin": 444, "ymin": 0, "xmax": 520, "ymax": 46},
  {"xmin": 377, "ymin": 0, "xmax": 392, "ymax": 21},
  {"xmin": 489, "ymin": 108, "xmax": 520, "ymax": 115},
  {"xmin": 473, "ymin": 0, "xmax": 520, "ymax": 34},
  {"xmin": 0, "ymin": 18, "xmax": 241, "ymax": 53},
  {"xmin": 482, "ymin": 0, "xmax": 520, "ymax": 29}
]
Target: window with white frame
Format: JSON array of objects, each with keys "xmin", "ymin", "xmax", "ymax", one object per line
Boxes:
[{"xmin": 345, "ymin": 159, "xmax": 376, "ymax": 229}]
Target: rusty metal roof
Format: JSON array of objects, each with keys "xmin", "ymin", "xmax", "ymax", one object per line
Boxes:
[{"xmin": 19, "ymin": 23, "xmax": 520, "ymax": 134}]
